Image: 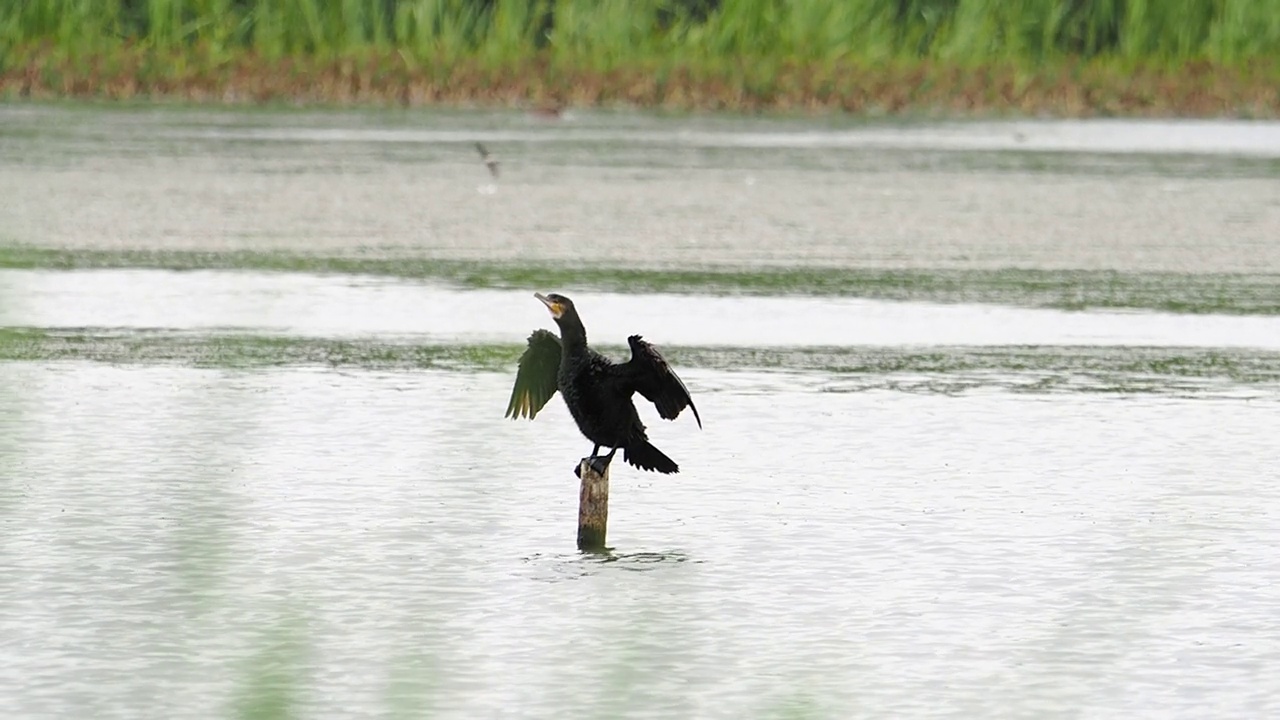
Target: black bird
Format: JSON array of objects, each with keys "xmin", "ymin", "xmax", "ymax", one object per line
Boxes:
[
  {"xmin": 506, "ymin": 292, "xmax": 701, "ymax": 476},
  {"xmin": 474, "ymin": 142, "xmax": 499, "ymax": 179}
]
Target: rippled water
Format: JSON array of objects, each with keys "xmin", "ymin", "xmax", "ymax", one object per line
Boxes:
[
  {"xmin": 2, "ymin": 365, "xmax": 1278, "ymax": 718},
  {"xmin": 3, "ymin": 105, "xmax": 1280, "ymax": 718}
]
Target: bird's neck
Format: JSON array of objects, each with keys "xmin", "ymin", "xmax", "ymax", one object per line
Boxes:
[{"xmin": 557, "ymin": 313, "xmax": 588, "ymax": 350}]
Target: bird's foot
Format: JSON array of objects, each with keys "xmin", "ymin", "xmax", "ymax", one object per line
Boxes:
[
  {"xmin": 574, "ymin": 455, "xmax": 613, "ymax": 478},
  {"xmin": 589, "ymin": 455, "xmax": 612, "ymax": 476}
]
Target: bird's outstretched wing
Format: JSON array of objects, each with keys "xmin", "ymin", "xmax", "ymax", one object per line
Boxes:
[
  {"xmin": 505, "ymin": 329, "xmax": 561, "ymax": 420},
  {"xmin": 618, "ymin": 335, "xmax": 701, "ymax": 428}
]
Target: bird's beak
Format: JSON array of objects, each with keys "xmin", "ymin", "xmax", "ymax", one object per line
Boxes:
[{"xmin": 535, "ymin": 292, "xmax": 564, "ymax": 319}]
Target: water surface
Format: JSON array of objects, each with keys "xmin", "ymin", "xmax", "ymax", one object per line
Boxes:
[
  {"xmin": 4, "ymin": 269, "xmax": 1280, "ymax": 349},
  {"xmin": 2, "ymin": 364, "xmax": 1278, "ymax": 719},
  {"xmin": 3, "ymin": 105, "xmax": 1279, "ymax": 273},
  {"xmin": 3, "ymin": 104, "xmax": 1280, "ymax": 719}
]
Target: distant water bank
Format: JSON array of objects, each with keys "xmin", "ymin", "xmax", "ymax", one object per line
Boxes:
[{"xmin": 5, "ymin": 48, "xmax": 1279, "ymax": 118}]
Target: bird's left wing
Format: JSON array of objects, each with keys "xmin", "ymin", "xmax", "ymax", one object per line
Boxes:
[
  {"xmin": 617, "ymin": 335, "xmax": 702, "ymax": 428},
  {"xmin": 505, "ymin": 329, "xmax": 561, "ymax": 420}
]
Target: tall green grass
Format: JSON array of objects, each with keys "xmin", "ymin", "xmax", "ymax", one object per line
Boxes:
[{"xmin": 1, "ymin": 0, "xmax": 1278, "ymax": 68}]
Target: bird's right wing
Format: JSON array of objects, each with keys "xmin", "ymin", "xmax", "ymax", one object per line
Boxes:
[
  {"xmin": 505, "ymin": 329, "xmax": 561, "ymax": 420},
  {"xmin": 617, "ymin": 335, "xmax": 702, "ymax": 428}
]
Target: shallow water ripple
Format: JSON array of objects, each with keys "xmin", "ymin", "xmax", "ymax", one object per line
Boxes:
[{"xmin": 2, "ymin": 365, "xmax": 1278, "ymax": 718}]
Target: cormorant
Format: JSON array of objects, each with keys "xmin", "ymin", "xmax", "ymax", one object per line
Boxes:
[
  {"xmin": 506, "ymin": 292, "xmax": 702, "ymax": 476},
  {"xmin": 474, "ymin": 142, "xmax": 499, "ymax": 178}
]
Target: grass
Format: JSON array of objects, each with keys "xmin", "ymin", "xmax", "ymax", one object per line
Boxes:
[
  {"xmin": 4, "ymin": 0, "xmax": 1278, "ymax": 64},
  {"xmin": 4, "ymin": 246, "xmax": 1280, "ymax": 315},
  {"xmin": 4, "ymin": 328, "xmax": 1280, "ymax": 394},
  {"xmin": 0, "ymin": 328, "xmax": 524, "ymax": 369},
  {"xmin": 1, "ymin": 1, "xmax": 1279, "ymax": 114}
]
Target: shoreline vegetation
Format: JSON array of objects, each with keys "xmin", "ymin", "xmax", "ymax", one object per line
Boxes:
[
  {"xmin": 2, "ymin": 1, "xmax": 1279, "ymax": 116},
  {"xmin": 4, "ymin": 329, "xmax": 1280, "ymax": 393}
]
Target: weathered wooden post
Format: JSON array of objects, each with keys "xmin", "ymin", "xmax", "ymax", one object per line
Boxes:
[{"xmin": 576, "ymin": 459, "xmax": 609, "ymax": 551}]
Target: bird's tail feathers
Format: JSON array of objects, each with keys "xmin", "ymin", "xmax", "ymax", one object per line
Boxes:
[{"xmin": 625, "ymin": 441, "xmax": 679, "ymax": 474}]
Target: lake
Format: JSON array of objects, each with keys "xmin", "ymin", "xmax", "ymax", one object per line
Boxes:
[{"xmin": 1, "ymin": 105, "xmax": 1279, "ymax": 719}]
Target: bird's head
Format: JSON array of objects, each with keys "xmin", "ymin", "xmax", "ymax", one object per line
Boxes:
[{"xmin": 535, "ymin": 292, "xmax": 574, "ymax": 320}]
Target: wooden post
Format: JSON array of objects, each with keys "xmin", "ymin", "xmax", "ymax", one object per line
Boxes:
[{"xmin": 576, "ymin": 459, "xmax": 609, "ymax": 551}]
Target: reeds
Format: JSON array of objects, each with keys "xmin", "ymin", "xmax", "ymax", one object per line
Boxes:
[
  {"xmin": 6, "ymin": 0, "xmax": 1279, "ymax": 64},
  {"xmin": 2, "ymin": 0, "xmax": 1278, "ymax": 114}
]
